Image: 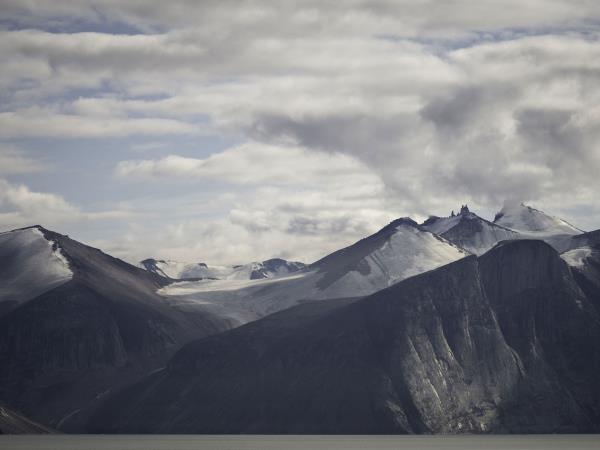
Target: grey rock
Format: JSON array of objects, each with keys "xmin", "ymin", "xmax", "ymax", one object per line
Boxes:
[{"xmin": 89, "ymin": 240, "xmax": 600, "ymax": 434}]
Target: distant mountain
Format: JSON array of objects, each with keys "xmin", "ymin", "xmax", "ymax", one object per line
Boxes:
[
  {"xmin": 90, "ymin": 239, "xmax": 600, "ymax": 433},
  {"xmin": 155, "ymin": 218, "xmax": 469, "ymax": 322},
  {"xmin": 0, "ymin": 226, "xmax": 235, "ymax": 431},
  {"xmin": 421, "ymin": 205, "xmax": 520, "ymax": 255},
  {"xmin": 139, "ymin": 257, "xmax": 306, "ymax": 280},
  {"xmin": 494, "ymin": 202, "xmax": 583, "ymax": 235},
  {"xmin": 493, "ymin": 202, "xmax": 583, "ymax": 251}
]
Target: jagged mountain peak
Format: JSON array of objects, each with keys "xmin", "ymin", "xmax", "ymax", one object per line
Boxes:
[{"xmin": 421, "ymin": 206, "xmax": 520, "ymax": 255}]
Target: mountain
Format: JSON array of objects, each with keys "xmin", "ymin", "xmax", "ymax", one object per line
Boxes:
[
  {"xmin": 494, "ymin": 202, "xmax": 582, "ymax": 235},
  {"xmin": 0, "ymin": 226, "xmax": 72, "ymax": 317},
  {"xmin": 494, "ymin": 202, "xmax": 583, "ymax": 250},
  {"xmin": 90, "ymin": 239, "xmax": 600, "ymax": 433},
  {"xmin": 139, "ymin": 257, "xmax": 306, "ymax": 280},
  {"xmin": 0, "ymin": 226, "xmax": 235, "ymax": 431},
  {"xmin": 155, "ymin": 218, "xmax": 469, "ymax": 322},
  {"xmin": 421, "ymin": 205, "xmax": 520, "ymax": 255}
]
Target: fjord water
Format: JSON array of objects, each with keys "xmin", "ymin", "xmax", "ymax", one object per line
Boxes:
[{"xmin": 1, "ymin": 435, "xmax": 599, "ymax": 450}]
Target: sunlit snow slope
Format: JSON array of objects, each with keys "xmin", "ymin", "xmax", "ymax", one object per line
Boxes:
[
  {"xmin": 159, "ymin": 219, "xmax": 469, "ymax": 322},
  {"xmin": 494, "ymin": 202, "xmax": 582, "ymax": 236},
  {"xmin": 0, "ymin": 226, "xmax": 72, "ymax": 312}
]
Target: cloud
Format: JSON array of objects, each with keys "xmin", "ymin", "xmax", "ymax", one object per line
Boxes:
[
  {"xmin": 0, "ymin": 1, "xmax": 599, "ymax": 262},
  {"xmin": 95, "ymin": 183, "xmax": 397, "ymax": 265},
  {"xmin": 0, "ymin": 179, "xmax": 137, "ymax": 230},
  {"xmin": 2, "ymin": 1, "xmax": 600, "ymax": 36},
  {"xmin": 0, "ymin": 109, "xmax": 200, "ymax": 138},
  {"xmin": 0, "ymin": 145, "xmax": 46, "ymax": 174},
  {"xmin": 0, "ymin": 178, "xmax": 78, "ymax": 228},
  {"xmin": 115, "ymin": 142, "xmax": 380, "ymax": 187}
]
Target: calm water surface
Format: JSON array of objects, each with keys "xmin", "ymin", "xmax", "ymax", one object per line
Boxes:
[{"xmin": 0, "ymin": 435, "xmax": 598, "ymax": 450}]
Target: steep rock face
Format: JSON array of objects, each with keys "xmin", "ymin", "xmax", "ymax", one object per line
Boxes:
[
  {"xmin": 561, "ymin": 229, "xmax": 600, "ymax": 315},
  {"xmin": 0, "ymin": 226, "xmax": 235, "ymax": 431},
  {"xmin": 90, "ymin": 240, "xmax": 600, "ymax": 434},
  {"xmin": 479, "ymin": 240, "xmax": 600, "ymax": 432},
  {"xmin": 90, "ymin": 256, "xmax": 521, "ymax": 433}
]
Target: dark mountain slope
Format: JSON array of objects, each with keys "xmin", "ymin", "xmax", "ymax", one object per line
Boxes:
[
  {"xmin": 90, "ymin": 240, "xmax": 600, "ymax": 434},
  {"xmin": 561, "ymin": 229, "xmax": 600, "ymax": 316},
  {"xmin": 480, "ymin": 240, "xmax": 600, "ymax": 431},
  {"xmin": 90, "ymin": 256, "xmax": 521, "ymax": 434},
  {"xmin": 0, "ymin": 226, "xmax": 235, "ymax": 431}
]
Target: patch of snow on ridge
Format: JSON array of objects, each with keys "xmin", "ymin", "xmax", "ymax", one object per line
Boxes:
[
  {"xmin": 0, "ymin": 227, "xmax": 72, "ymax": 307},
  {"xmin": 561, "ymin": 247, "xmax": 592, "ymax": 268}
]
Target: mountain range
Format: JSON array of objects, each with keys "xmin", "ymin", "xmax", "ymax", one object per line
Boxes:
[{"xmin": 0, "ymin": 202, "xmax": 598, "ymax": 433}]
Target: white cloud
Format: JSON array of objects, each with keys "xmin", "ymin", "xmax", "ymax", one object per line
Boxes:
[
  {"xmin": 0, "ymin": 179, "xmax": 137, "ymax": 230},
  {"xmin": 95, "ymin": 183, "xmax": 398, "ymax": 265},
  {"xmin": 0, "ymin": 179, "xmax": 78, "ymax": 228},
  {"xmin": 0, "ymin": 0, "xmax": 599, "ymax": 261},
  {"xmin": 116, "ymin": 142, "xmax": 380, "ymax": 187},
  {"xmin": 0, "ymin": 109, "xmax": 200, "ymax": 138}
]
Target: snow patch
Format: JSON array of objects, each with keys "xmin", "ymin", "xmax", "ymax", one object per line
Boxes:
[
  {"xmin": 0, "ymin": 228, "xmax": 72, "ymax": 307},
  {"xmin": 561, "ymin": 247, "xmax": 592, "ymax": 268}
]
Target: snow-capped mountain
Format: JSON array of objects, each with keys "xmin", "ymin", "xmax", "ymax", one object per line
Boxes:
[
  {"xmin": 0, "ymin": 225, "xmax": 235, "ymax": 431},
  {"xmin": 158, "ymin": 218, "xmax": 469, "ymax": 321},
  {"xmin": 139, "ymin": 258, "xmax": 306, "ymax": 280},
  {"xmin": 493, "ymin": 202, "xmax": 584, "ymax": 252},
  {"xmin": 0, "ymin": 226, "xmax": 72, "ymax": 315},
  {"xmin": 494, "ymin": 202, "xmax": 582, "ymax": 236},
  {"xmin": 421, "ymin": 205, "xmax": 520, "ymax": 255},
  {"xmin": 93, "ymin": 239, "xmax": 600, "ymax": 434},
  {"xmin": 311, "ymin": 217, "xmax": 469, "ymax": 296}
]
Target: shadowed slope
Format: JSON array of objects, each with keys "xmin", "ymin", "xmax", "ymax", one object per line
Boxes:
[{"xmin": 0, "ymin": 226, "xmax": 235, "ymax": 431}]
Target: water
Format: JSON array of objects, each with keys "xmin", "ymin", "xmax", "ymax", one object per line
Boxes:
[{"xmin": 0, "ymin": 435, "xmax": 598, "ymax": 450}]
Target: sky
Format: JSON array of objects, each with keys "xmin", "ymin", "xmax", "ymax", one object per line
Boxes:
[{"xmin": 1, "ymin": 0, "xmax": 599, "ymax": 265}]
